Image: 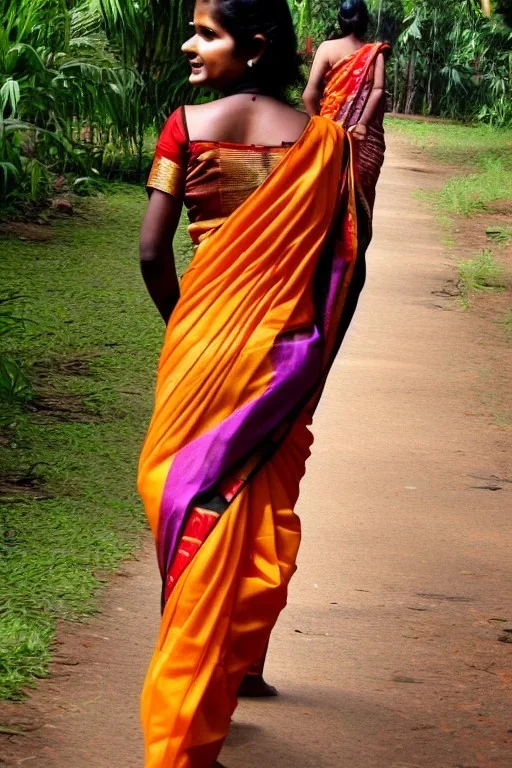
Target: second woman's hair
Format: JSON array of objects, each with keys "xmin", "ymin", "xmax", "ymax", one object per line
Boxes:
[
  {"xmin": 338, "ymin": 0, "xmax": 370, "ymax": 38},
  {"xmin": 213, "ymin": 0, "xmax": 299, "ymax": 94}
]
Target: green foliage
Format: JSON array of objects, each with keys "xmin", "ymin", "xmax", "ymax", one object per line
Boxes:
[
  {"xmin": 0, "ymin": 0, "xmax": 192, "ymax": 208},
  {"xmin": 289, "ymin": 0, "xmax": 336, "ymax": 48},
  {"xmin": 94, "ymin": 0, "xmax": 195, "ymax": 164},
  {"xmin": 386, "ymin": 118, "xmax": 512, "ymax": 218},
  {"xmin": 0, "ymin": 295, "xmax": 28, "ymax": 340},
  {"xmin": 438, "ymin": 157, "xmax": 512, "ymax": 216},
  {"xmin": 0, "ymin": 616, "xmax": 53, "ymax": 700},
  {"xmin": 0, "ymin": 186, "xmax": 193, "ymax": 698},
  {"xmin": 1, "ymin": 0, "xmax": 134, "ymax": 204},
  {"xmin": 457, "ymin": 249, "xmax": 506, "ymax": 308},
  {"xmin": 1, "ymin": 0, "xmax": 511, "ymax": 210},
  {"xmin": 486, "ymin": 225, "xmax": 512, "ymax": 243},
  {"xmin": 385, "ymin": 118, "xmax": 512, "ymax": 317},
  {"xmin": 0, "ymin": 295, "xmax": 32, "ymax": 404},
  {"xmin": 385, "ymin": 117, "xmax": 512, "ymax": 164},
  {"xmin": 390, "ymin": 0, "xmax": 512, "ymax": 125},
  {"xmin": 389, "ymin": 113, "xmax": 512, "ymax": 168},
  {"xmin": 0, "ymin": 357, "xmax": 32, "ymax": 403}
]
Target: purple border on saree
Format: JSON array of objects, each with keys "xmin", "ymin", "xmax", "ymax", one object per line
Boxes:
[
  {"xmin": 157, "ymin": 324, "xmax": 324, "ymax": 576},
  {"xmin": 156, "ymin": 235, "xmax": 354, "ymax": 578}
]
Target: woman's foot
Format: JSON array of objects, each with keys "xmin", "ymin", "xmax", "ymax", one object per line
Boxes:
[{"xmin": 237, "ymin": 674, "xmax": 278, "ymax": 698}]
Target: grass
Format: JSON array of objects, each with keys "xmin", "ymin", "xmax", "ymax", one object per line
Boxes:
[
  {"xmin": 385, "ymin": 118, "xmax": 512, "ymax": 432},
  {"xmin": 457, "ymin": 249, "xmax": 506, "ymax": 310},
  {"xmin": 386, "ymin": 117, "xmax": 512, "ymax": 322},
  {"xmin": 384, "ymin": 118, "xmax": 512, "ymax": 168},
  {"xmin": 436, "ymin": 157, "xmax": 512, "ymax": 217},
  {"xmin": 0, "ymin": 185, "xmax": 192, "ymax": 699},
  {"xmin": 385, "ymin": 118, "xmax": 512, "ymax": 217},
  {"xmin": 486, "ymin": 225, "xmax": 512, "ymax": 244}
]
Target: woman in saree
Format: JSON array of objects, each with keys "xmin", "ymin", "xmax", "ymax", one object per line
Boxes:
[
  {"xmin": 137, "ymin": 0, "xmax": 369, "ymax": 764},
  {"xmin": 303, "ymin": 0, "xmax": 391, "ymax": 212}
]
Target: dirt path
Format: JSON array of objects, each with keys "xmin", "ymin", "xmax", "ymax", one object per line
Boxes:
[{"xmin": 2, "ymin": 136, "xmax": 511, "ymax": 768}]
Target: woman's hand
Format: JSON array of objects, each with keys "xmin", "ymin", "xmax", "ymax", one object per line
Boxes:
[{"xmin": 348, "ymin": 123, "xmax": 368, "ymax": 141}]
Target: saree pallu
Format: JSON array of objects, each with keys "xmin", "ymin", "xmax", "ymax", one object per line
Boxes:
[
  {"xmin": 138, "ymin": 115, "xmax": 368, "ymax": 767},
  {"xmin": 321, "ymin": 42, "xmax": 391, "ymax": 213}
]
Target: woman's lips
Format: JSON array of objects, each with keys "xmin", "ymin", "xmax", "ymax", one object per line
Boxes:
[{"xmin": 189, "ymin": 61, "xmax": 203, "ymax": 73}]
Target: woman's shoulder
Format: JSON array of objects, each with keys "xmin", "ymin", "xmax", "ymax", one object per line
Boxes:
[
  {"xmin": 183, "ymin": 100, "xmax": 226, "ymax": 132},
  {"xmin": 317, "ymin": 38, "xmax": 355, "ymax": 66},
  {"xmin": 156, "ymin": 107, "xmax": 188, "ymax": 158},
  {"xmin": 315, "ymin": 39, "xmax": 339, "ymax": 59},
  {"xmin": 183, "ymin": 100, "xmax": 235, "ymax": 143},
  {"xmin": 319, "ymin": 39, "xmax": 339, "ymax": 51},
  {"xmin": 183, "ymin": 100, "xmax": 223, "ymax": 118},
  {"xmin": 183, "ymin": 96, "xmax": 309, "ymax": 145}
]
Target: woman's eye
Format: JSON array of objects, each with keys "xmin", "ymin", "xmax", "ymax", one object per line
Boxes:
[{"xmin": 200, "ymin": 27, "xmax": 217, "ymax": 40}]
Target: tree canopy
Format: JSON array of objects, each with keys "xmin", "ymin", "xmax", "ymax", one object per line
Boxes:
[{"xmin": 1, "ymin": 0, "xmax": 511, "ymax": 208}]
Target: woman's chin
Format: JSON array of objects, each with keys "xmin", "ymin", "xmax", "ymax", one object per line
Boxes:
[{"xmin": 189, "ymin": 71, "xmax": 208, "ymax": 86}]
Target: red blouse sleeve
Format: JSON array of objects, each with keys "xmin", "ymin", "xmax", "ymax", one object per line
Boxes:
[{"xmin": 147, "ymin": 107, "xmax": 188, "ymax": 198}]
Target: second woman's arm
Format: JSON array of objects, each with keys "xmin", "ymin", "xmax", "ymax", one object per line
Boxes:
[
  {"xmin": 302, "ymin": 43, "xmax": 330, "ymax": 116},
  {"xmin": 353, "ymin": 52, "xmax": 386, "ymax": 134},
  {"xmin": 139, "ymin": 190, "xmax": 182, "ymax": 324}
]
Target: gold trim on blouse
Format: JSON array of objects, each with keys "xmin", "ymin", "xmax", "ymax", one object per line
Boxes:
[
  {"xmin": 147, "ymin": 155, "xmax": 183, "ymax": 198},
  {"xmin": 218, "ymin": 147, "xmax": 288, "ymax": 213}
]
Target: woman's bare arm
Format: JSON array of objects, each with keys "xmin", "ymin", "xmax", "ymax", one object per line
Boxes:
[
  {"xmin": 139, "ymin": 190, "xmax": 182, "ymax": 324},
  {"xmin": 357, "ymin": 53, "xmax": 386, "ymax": 128},
  {"xmin": 302, "ymin": 43, "xmax": 331, "ymax": 116}
]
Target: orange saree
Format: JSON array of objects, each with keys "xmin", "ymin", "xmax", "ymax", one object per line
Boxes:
[
  {"xmin": 321, "ymin": 42, "xmax": 391, "ymax": 212},
  {"xmin": 138, "ymin": 115, "xmax": 368, "ymax": 767}
]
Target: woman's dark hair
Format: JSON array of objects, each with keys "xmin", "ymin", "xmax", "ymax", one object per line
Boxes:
[
  {"xmin": 213, "ymin": 0, "xmax": 299, "ymax": 94},
  {"xmin": 338, "ymin": 0, "xmax": 370, "ymax": 39}
]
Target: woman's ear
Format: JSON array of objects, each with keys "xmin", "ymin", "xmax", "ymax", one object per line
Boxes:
[{"xmin": 250, "ymin": 33, "xmax": 267, "ymax": 66}]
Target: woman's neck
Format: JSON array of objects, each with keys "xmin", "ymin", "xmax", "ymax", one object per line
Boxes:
[
  {"xmin": 222, "ymin": 75, "xmax": 273, "ymax": 98},
  {"xmin": 341, "ymin": 33, "xmax": 365, "ymax": 44}
]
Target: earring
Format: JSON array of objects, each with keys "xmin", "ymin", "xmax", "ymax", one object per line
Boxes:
[{"xmin": 247, "ymin": 59, "xmax": 254, "ymax": 68}]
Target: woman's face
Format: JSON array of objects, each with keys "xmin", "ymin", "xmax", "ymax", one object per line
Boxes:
[{"xmin": 182, "ymin": 1, "xmax": 249, "ymax": 92}]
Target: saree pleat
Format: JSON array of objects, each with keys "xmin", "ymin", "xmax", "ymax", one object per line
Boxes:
[
  {"xmin": 142, "ymin": 413, "xmax": 313, "ymax": 767},
  {"xmin": 138, "ymin": 116, "xmax": 366, "ymax": 766}
]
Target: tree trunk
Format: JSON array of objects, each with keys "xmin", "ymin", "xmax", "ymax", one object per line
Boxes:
[
  {"xmin": 393, "ymin": 58, "xmax": 400, "ymax": 112},
  {"xmin": 426, "ymin": 62, "xmax": 433, "ymax": 115},
  {"xmin": 376, "ymin": 0, "xmax": 384, "ymax": 37},
  {"xmin": 405, "ymin": 49, "xmax": 416, "ymax": 114},
  {"xmin": 399, "ymin": 56, "xmax": 410, "ymax": 113}
]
